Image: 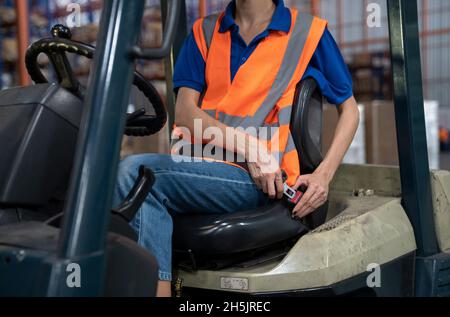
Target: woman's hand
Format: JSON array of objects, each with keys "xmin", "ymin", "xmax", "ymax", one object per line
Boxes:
[
  {"xmin": 292, "ymin": 172, "xmax": 330, "ymax": 218},
  {"xmin": 247, "ymin": 161, "xmax": 284, "ymax": 200},
  {"xmin": 290, "ymin": 97, "xmax": 360, "ymax": 219},
  {"xmin": 245, "ymin": 136, "xmax": 284, "ymax": 200}
]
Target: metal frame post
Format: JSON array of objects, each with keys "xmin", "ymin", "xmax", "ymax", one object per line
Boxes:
[
  {"xmin": 162, "ymin": 0, "xmax": 188, "ymax": 135},
  {"xmin": 58, "ymin": 0, "xmax": 145, "ymax": 264},
  {"xmin": 387, "ymin": 0, "xmax": 438, "ymax": 257}
]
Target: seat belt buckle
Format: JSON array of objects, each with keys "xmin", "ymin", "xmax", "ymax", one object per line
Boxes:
[
  {"xmin": 283, "ymin": 183, "xmax": 305, "ymax": 205},
  {"xmin": 281, "ymin": 170, "xmax": 307, "ymax": 206}
]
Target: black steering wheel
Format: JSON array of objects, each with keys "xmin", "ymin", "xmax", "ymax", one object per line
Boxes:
[{"xmin": 25, "ymin": 25, "xmax": 167, "ymax": 136}]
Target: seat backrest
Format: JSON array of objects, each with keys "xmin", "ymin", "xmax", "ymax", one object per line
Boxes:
[
  {"xmin": 0, "ymin": 83, "xmax": 82, "ymax": 208},
  {"xmin": 290, "ymin": 78, "xmax": 324, "ymax": 175},
  {"xmin": 290, "ymin": 78, "xmax": 328, "ymax": 229}
]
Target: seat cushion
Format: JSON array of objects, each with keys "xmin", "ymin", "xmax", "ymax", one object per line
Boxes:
[{"xmin": 172, "ymin": 201, "xmax": 309, "ymax": 256}]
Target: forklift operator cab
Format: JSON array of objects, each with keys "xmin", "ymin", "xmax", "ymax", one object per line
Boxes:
[
  {"xmin": 0, "ymin": 0, "xmax": 449, "ymax": 297},
  {"xmin": 0, "ymin": 6, "xmax": 328, "ymax": 296}
]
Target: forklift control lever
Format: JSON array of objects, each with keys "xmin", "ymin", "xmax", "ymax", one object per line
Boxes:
[{"xmin": 112, "ymin": 166, "xmax": 155, "ymax": 222}]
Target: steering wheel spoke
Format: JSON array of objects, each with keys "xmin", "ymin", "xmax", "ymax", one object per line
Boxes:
[{"xmin": 47, "ymin": 50, "xmax": 82, "ymax": 96}]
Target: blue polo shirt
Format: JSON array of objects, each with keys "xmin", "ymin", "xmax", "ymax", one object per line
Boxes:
[{"xmin": 173, "ymin": 0, "xmax": 353, "ymax": 105}]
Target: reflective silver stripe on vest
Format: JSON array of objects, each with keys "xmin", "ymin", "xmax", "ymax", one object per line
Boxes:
[
  {"xmin": 271, "ymin": 151, "xmax": 283, "ymax": 165},
  {"xmin": 202, "ymin": 13, "xmax": 220, "ymax": 51},
  {"xmin": 278, "ymin": 106, "xmax": 293, "ymax": 126},
  {"xmin": 203, "ymin": 109, "xmax": 216, "ymax": 118},
  {"xmin": 218, "ymin": 105, "xmax": 293, "ymax": 128},
  {"xmin": 258, "ymin": 124, "xmax": 280, "ymax": 141},
  {"xmin": 220, "ymin": 112, "xmax": 242, "ymax": 127},
  {"xmin": 219, "ymin": 112, "xmax": 249, "ymax": 127},
  {"xmin": 285, "ymin": 133, "xmax": 297, "ymax": 153}
]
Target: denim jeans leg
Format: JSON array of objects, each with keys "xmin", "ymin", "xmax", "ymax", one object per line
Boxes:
[{"xmin": 114, "ymin": 153, "xmax": 268, "ymax": 281}]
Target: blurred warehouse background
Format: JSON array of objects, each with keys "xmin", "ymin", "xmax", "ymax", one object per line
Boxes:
[{"xmin": 1, "ymin": 0, "xmax": 449, "ymax": 170}]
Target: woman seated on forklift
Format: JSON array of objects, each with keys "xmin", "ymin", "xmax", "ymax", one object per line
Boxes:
[{"xmin": 115, "ymin": 0, "xmax": 359, "ymax": 297}]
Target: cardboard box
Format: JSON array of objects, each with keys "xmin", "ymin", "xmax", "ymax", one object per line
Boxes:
[
  {"xmin": 1, "ymin": 38, "xmax": 17, "ymax": 62},
  {"xmin": 364, "ymin": 101, "xmax": 399, "ymax": 165},
  {"xmin": 364, "ymin": 100, "xmax": 439, "ymax": 169},
  {"xmin": 0, "ymin": 7, "xmax": 16, "ymax": 25},
  {"xmin": 322, "ymin": 104, "xmax": 366, "ymax": 164},
  {"xmin": 323, "ymin": 100, "xmax": 440, "ymax": 169}
]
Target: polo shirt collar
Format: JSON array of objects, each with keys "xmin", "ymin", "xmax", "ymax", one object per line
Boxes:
[{"xmin": 219, "ymin": 0, "xmax": 291, "ymax": 34}]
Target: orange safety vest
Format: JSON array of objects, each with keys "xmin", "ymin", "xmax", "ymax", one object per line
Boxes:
[{"xmin": 174, "ymin": 9, "xmax": 327, "ymax": 186}]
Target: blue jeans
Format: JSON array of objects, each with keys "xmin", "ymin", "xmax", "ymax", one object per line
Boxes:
[{"xmin": 114, "ymin": 154, "xmax": 268, "ymax": 281}]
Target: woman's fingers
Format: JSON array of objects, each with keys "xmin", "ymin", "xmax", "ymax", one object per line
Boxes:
[
  {"xmin": 293, "ymin": 175, "xmax": 310, "ymax": 190},
  {"xmin": 294, "ymin": 186, "xmax": 322, "ymax": 216},
  {"xmin": 298, "ymin": 192, "xmax": 325, "ymax": 217},
  {"xmin": 267, "ymin": 175, "xmax": 276, "ymax": 199},
  {"xmin": 261, "ymin": 176, "xmax": 269, "ymax": 194},
  {"xmin": 250, "ymin": 150, "xmax": 284, "ymax": 199},
  {"xmin": 265, "ymin": 169, "xmax": 284, "ymax": 199},
  {"xmin": 275, "ymin": 170, "xmax": 284, "ymax": 199},
  {"xmin": 293, "ymin": 185, "xmax": 328, "ymax": 218},
  {"xmin": 291, "ymin": 172, "xmax": 331, "ymax": 218},
  {"xmin": 293, "ymin": 185, "xmax": 316, "ymax": 215},
  {"xmin": 248, "ymin": 163, "xmax": 262, "ymax": 189}
]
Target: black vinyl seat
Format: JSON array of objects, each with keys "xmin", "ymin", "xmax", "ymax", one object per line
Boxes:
[{"xmin": 172, "ymin": 78, "xmax": 328, "ymax": 259}]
